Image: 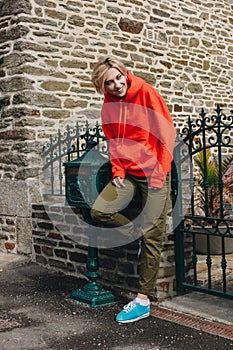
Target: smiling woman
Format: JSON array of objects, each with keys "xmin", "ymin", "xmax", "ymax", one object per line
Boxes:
[
  {"xmin": 91, "ymin": 56, "xmax": 127, "ymax": 94},
  {"xmin": 104, "ymin": 68, "xmax": 128, "ymax": 98},
  {"xmin": 90, "ymin": 55, "xmax": 176, "ymax": 323}
]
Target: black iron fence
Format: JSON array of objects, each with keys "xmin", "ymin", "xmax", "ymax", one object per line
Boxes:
[
  {"xmin": 42, "ymin": 121, "xmax": 109, "ymax": 197},
  {"xmin": 172, "ymin": 104, "xmax": 233, "ymax": 299}
]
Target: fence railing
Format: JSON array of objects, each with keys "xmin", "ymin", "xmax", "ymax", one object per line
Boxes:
[
  {"xmin": 42, "ymin": 121, "xmax": 109, "ymax": 196},
  {"xmin": 172, "ymin": 104, "xmax": 233, "ymax": 299}
]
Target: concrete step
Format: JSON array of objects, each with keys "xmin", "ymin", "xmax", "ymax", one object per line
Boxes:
[{"xmin": 0, "ymin": 252, "xmax": 30, "ymax": 270}]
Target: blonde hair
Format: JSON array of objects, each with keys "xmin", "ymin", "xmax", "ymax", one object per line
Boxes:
[{"xmin": 91, "ymin": 55, "xmax": 127, "ymax": 94}]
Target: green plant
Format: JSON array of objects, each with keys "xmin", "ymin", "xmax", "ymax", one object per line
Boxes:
[{"xmin": 194, "ymin": 148, "xmax": 233, "ymax": 219}]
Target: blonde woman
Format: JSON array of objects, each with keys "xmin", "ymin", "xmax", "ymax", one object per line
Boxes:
[{"xmin": 91, "ymin": 56, "xmax": 176, "ymax": 323}]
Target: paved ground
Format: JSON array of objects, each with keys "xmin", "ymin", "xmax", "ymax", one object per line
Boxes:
[{"xmin": 0, "ymin": 253, "xmax": 233, "ymax": 350}]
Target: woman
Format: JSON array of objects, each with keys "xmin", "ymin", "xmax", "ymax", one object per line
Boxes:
[{"xmin": 91, "ymin": 55, "xmax": 176, "ymax": 323}]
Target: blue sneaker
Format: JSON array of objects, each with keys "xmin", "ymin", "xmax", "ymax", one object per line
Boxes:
[{"xmin": 115, "ymin": 299, "xmax": 150, "ymax": 323}]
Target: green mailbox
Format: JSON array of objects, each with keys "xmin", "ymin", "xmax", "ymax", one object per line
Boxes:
[
  {"xmin": 63, "ymin": 141, "xmax": 115, "ymax": 308},
  {"xmin": 64, "ymin": 144, "xmax": 111, "ymax": 211}
]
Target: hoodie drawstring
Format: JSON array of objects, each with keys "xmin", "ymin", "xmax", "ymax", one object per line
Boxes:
[{"xmin": 117, "ymin": 102, "xmax": 127, "ymax": 145}]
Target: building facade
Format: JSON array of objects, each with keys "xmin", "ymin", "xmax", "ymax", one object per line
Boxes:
[{"xmin": 0, "ymin": 0, "xmax": 232, "ymax": 299}]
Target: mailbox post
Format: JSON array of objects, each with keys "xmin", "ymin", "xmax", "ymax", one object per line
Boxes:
[{"xmin": 63, "ymin": 140, "xmax": 116, "ymax": 308}]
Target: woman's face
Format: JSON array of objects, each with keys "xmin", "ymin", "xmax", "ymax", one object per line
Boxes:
[{"xmin": 104, "ymin": 68, "xmax": 128, "ymax": 98}]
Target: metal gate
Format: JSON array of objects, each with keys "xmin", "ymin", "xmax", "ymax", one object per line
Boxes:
[{"xmin": 172, "ymin": 105, "xmax": 233, "ymax": 299}]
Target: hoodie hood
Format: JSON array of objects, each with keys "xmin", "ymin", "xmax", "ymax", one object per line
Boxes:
[{"xmin": 104, "ymin": 70, "xmax": 145, "ymax": 103}]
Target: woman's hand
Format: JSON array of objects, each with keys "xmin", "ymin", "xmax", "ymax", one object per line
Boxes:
[{"xmin": 112, "ymin": 176, "xmax": 125, "ymax": 188}]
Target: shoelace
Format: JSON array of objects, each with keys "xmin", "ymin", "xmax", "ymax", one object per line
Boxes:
[{"xmin": 123, "ymin": 300, "xmax": 137, "ymax": 312}]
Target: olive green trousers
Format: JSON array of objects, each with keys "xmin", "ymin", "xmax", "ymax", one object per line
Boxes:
[{"xmin": 91, "ymin": 174, "xmax": 170, "ymax": 297}]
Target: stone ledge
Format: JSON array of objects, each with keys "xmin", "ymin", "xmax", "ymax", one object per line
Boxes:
[{"xmin": 0, "ymin": 252, "xmax": 30, "ymax": 270}]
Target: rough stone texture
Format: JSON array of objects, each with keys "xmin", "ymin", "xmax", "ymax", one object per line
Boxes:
[
  {"xmin": 0, "ymin": 0, "xmax": 233, "ymax": 299},
  {"xmin": 0, "ymin": 179, "xmax": 31, "ymax": 217},
  {"xmin": 118, "ymin": 17, "xmax": 144, "ymax": 34},
  {"xmin": 0, "ymin": 177, "xmax": 42, "ymax": 254},
  {"xmin": 16, "ymin": 217, "xmax": 32, "ymax": 254},
  {"xmin": 0, "ymin": 0, "xmax": 32, "ymax": 16}
]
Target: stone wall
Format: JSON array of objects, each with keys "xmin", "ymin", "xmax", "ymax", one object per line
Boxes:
[
  {"xmin": 0, "ymin": 0, "xmax": 233, "ymax": 297},
  {"xmin": 31, "ymin": 202, "xmax": 176, "ymax": 300}
]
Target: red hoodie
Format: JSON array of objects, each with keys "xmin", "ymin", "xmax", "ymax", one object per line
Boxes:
[{"xmin": 101, "ymin": 70, "xmax": 176, "ymax": 188}]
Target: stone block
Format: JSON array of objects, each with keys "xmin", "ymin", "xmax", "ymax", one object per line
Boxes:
[
  {"xmin": 0, "ymin": 179, "xmax": 31, "ymax": 217},
  {"xmin": 16, "ymin": 217, "xmax": 32, "ymax": 254},
  {"xmin": 118, "ymin": 18, "xmax": 143, "ymax": 34},
  {"xmin": 0, "ymin": 76, "xmax": 33, "ymax": 93},
  {"xmin": 68, "ymin": 15, "xmax": 85, "ymax": 27},
  {"xmin": 5, "ymin": 242, "xmax": 15, "ymax": 251},
  {"xmin": 0, "ymin": 26, "xmax": 30, "ymax": 44},
  {"xmin": 0, "ymin": 0, "xmax": 32, "ymax": 16}
]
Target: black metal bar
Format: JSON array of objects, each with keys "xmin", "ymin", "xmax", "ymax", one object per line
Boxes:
[
  {"xmin": 221, "ymin": 236, "xmax": 227, "ymax": 293},
  {"xmin": 192, "ymin": 234, "xmax": 198, "ymax": 286},
  {"xmin": 216, "ymin": 105, "xmax": 224, "ymax": 218},
  {"xmin": 57, "ymin": 129, "xmax": 63, "ymax": 195},
  {"xmin": 182, "ymin": 283, "xmax": 233, "ymax": 300},
  {"xmin": 49, "ymin": 134, "xmax": 55, "ymax": 195},
  {"xmin": 206, "ymin": 238, "xmax": 212, "ymax": 290},
  {"xmin": 172, "ymin": 142, "xmax": 186, "ymax": 295}
]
